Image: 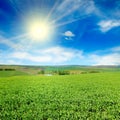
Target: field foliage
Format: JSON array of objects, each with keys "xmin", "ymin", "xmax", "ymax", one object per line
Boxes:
[{"xmin": 0, "ymin": 72, "xmax": 120, "ymax": 119}]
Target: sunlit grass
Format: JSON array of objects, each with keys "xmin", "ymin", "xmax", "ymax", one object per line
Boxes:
[{"xmin": 0, "ymin": 72, "xmax": 120, "ymax": 119}]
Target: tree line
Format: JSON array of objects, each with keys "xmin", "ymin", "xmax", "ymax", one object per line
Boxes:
[
  {"xmin": 0, "ymin": 68, "xmax": 16, "ymax": 71},
  {"xmin": 38, "ymin": 70, "xmax": 70, "ymax": 75}
]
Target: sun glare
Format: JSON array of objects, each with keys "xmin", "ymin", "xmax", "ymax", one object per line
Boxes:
[{"xmin": 27, "ymin": 20, "xmax": 50, "ymax": 41}]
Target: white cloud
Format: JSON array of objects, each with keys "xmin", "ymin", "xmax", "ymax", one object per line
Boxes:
[
  {"xmin": 11, "ymin": 46, "xmax": 120, "ymax": 65},
  {"xmin": 0, "ymin": 46, "xmax": 83, "ymax": 65},
  {"xmin": 11, "ymin": 52, "xmax": 52, "ymax": 63},
  {"xmin": 1, "ymin": 43, "xmax": 120, "ymax": 65},
  {"xmin": 86, "ymin": 46, "xmax": 120, "ymax": 65},
  {"xmin": 98, "ymin": 20, "xmax": 120, "ymax": 32},
  {"xmin": 90, "ymin": 53, "xmax": 120, "ymax": 65},
  {"xmin": 110, "ymin": 46, "xmax": 120, "ymax": 52},
  {"xmin": 0, "ymin": 34, "xmax": 28, "ymax": 51},
  {"xmin": 63, "ymin": 31, "xmax": 75, "ymax": 40},
  {"xmin": 57, "ymin": 0, "xmax": 95, "ymax": 15},
  {"xmin": 52, "ymin": 0, "xmax": 96, "ymax": 25},
  {"xmin": 53, "ymin": 0, "xmax": 120, "ymax": 30},
  {"xmin": 64, "ymin": 31, "xmax": 75, "ymax": 37}
]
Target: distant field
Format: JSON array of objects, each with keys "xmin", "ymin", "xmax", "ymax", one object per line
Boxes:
[
  {"xmin": 0, "ymin": 71, "xmax": 28, "ymax": 77},
  {"xmin": 0, "ymin": 72, "xmax": 120, "ymax": 119},
  {"xmin": 0, "ymin": 65, "xmax": 120, "ymax": 77}
]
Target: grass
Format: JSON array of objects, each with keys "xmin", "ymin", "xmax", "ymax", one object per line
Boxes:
[
  {"xmin": 0, "ymin": 71, "xmax": 28, "ymax": 77},
  {"xmin": 0, "ymin": 72, "xmax": 120, "ymax": 119}
]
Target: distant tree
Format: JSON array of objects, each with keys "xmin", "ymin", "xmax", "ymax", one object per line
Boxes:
[
  {"xmin": 38, "ymin": 70, "xmax": 45, "ymax": 74},
  {"xmin": 52, "ymin": 70, "xmax": 58, "ymax": 75},
  {"xmin": 4, "ymin": 69, "xmax": 15, "ymax": 71},
  {"xmin": 81, "ymin": 71, "xmax": 87, "ymax": 74},
  {"xmin": 89, "ymin": 71, "xmax": 100, "ymax": 73},
  {"xmin": 58, "ymin": 70, "xmax": 70, "ymax": 75}
]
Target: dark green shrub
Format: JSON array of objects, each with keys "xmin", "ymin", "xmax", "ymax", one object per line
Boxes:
[
  {"xmin": 81, "ymin": 71, "xmax": 87, "ymax": 74},
  {"xmin": 38, "ymin": 70, "xmax": 45, "ymax": 74},
  {"xmin": 89, "ymin": 71, "xmax": 100, "ymax": 73},
  {"xmin": 4, "ymin": 69, "xmax": 15, "ymax": 71},
  {"xmin": 58, "ymin": 70, "xmax": 70, "ymax": 75}
]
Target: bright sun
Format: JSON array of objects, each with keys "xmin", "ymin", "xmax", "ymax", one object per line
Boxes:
[{"xmin": 28, "ymin": 20, "xmax": 50, "ymax": 41}]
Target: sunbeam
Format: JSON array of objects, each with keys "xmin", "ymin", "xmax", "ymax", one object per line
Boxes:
[
  {"xmin": 46, "ymin": 1, "xmax": 59, "ymax": 20},
  {"xmin": 51, "ymin": 7, "xmax": 76, "ymax": 24},
  {"xmin": 55, "ymin": 18, "xmax": 81, "ymax": 28},
  {"xmin": 54, "ymin": 15, "xmax": 90, "ymax": 28},
  {"xmin": 51, "ymin": 0, "xmax": 81, "ymax": 24},
  {"xmin": 0, "ymin": 34, "xmax": 28, "ymax": 50}
]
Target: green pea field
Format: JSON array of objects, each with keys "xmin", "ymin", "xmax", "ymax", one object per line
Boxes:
[{"xmin": 0, "ymin": 70, "xmax": 120, "ymax": 119}]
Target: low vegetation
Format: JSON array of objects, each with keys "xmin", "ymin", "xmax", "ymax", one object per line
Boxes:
[
  {"xmin": 0, "ymin": 68, "xmax": 15, "ymax": 71},
  {"xmin": 0, "ymin": 72, "xmax": 120, "ymax": 119},
  {"xmin": 0, "ymin": 65, "xmax": 120, "ymax": 76}
]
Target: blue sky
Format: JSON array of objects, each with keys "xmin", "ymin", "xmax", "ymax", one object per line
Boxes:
[{"xmin": 0, "ymin": 0, "xmax": 120, "ymax": 65}]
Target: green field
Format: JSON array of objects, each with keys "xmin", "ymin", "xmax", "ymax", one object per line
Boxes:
[
  {"xmin": 0, "ymin": 71, "xmax": 28, "ymax": 77},
  {"xmin": 0, "ymin": 65, "xmax": 120, "ymax": 78},
  {"xmin": 0, "ymin": 72, "xmax": 120, "ymax": 119}
]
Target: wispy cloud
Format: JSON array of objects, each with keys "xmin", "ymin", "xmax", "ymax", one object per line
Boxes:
[
  {"xmin": 53, "ymin": 0, "xmax": 119, "ymax": 32},
  {"xmin": 110, "ymin": 46, "xmax": 120, "ymax": 52},
  {"xmin": 86, "ymin": 46, "xmax": 120, "ymax": 65},
  {"xmin": 57, "ymin": 0, "xmax": 95, "ymax": 15},
  {"xmin": 0, "ymin": 59, "xmax": 21, "ymax": 65},
  {"xmin": 94, "ymin": 0, "xmax": 120, "ymax": 19},
  {"xmin": 90, "ymin": 53, "xmax": 120, "ymax": 65},
  {"xmin": 0, "ymin": 46, "xmax": 83, "ymax": 65},
  {"xmin": 94, "ymin": 0, "xmax": 120, "ymax": 32},
  {"xmin": 11, "ymin": 52, "xmax": 52, "ymax": 63},
  {"xmin": 0, "ymin": 33, "xmax": 32, "ymax": 51},
  {"xmin": 1, "ymin": 45, "xmax": 120, "ymax": 65},
  {"xmin": 98, "ymin": 20, "xmax": 120, "ymax": 32},
  {"xmin": 52, "ymin": 0, "xmax": 96, "ymax": 26}
]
